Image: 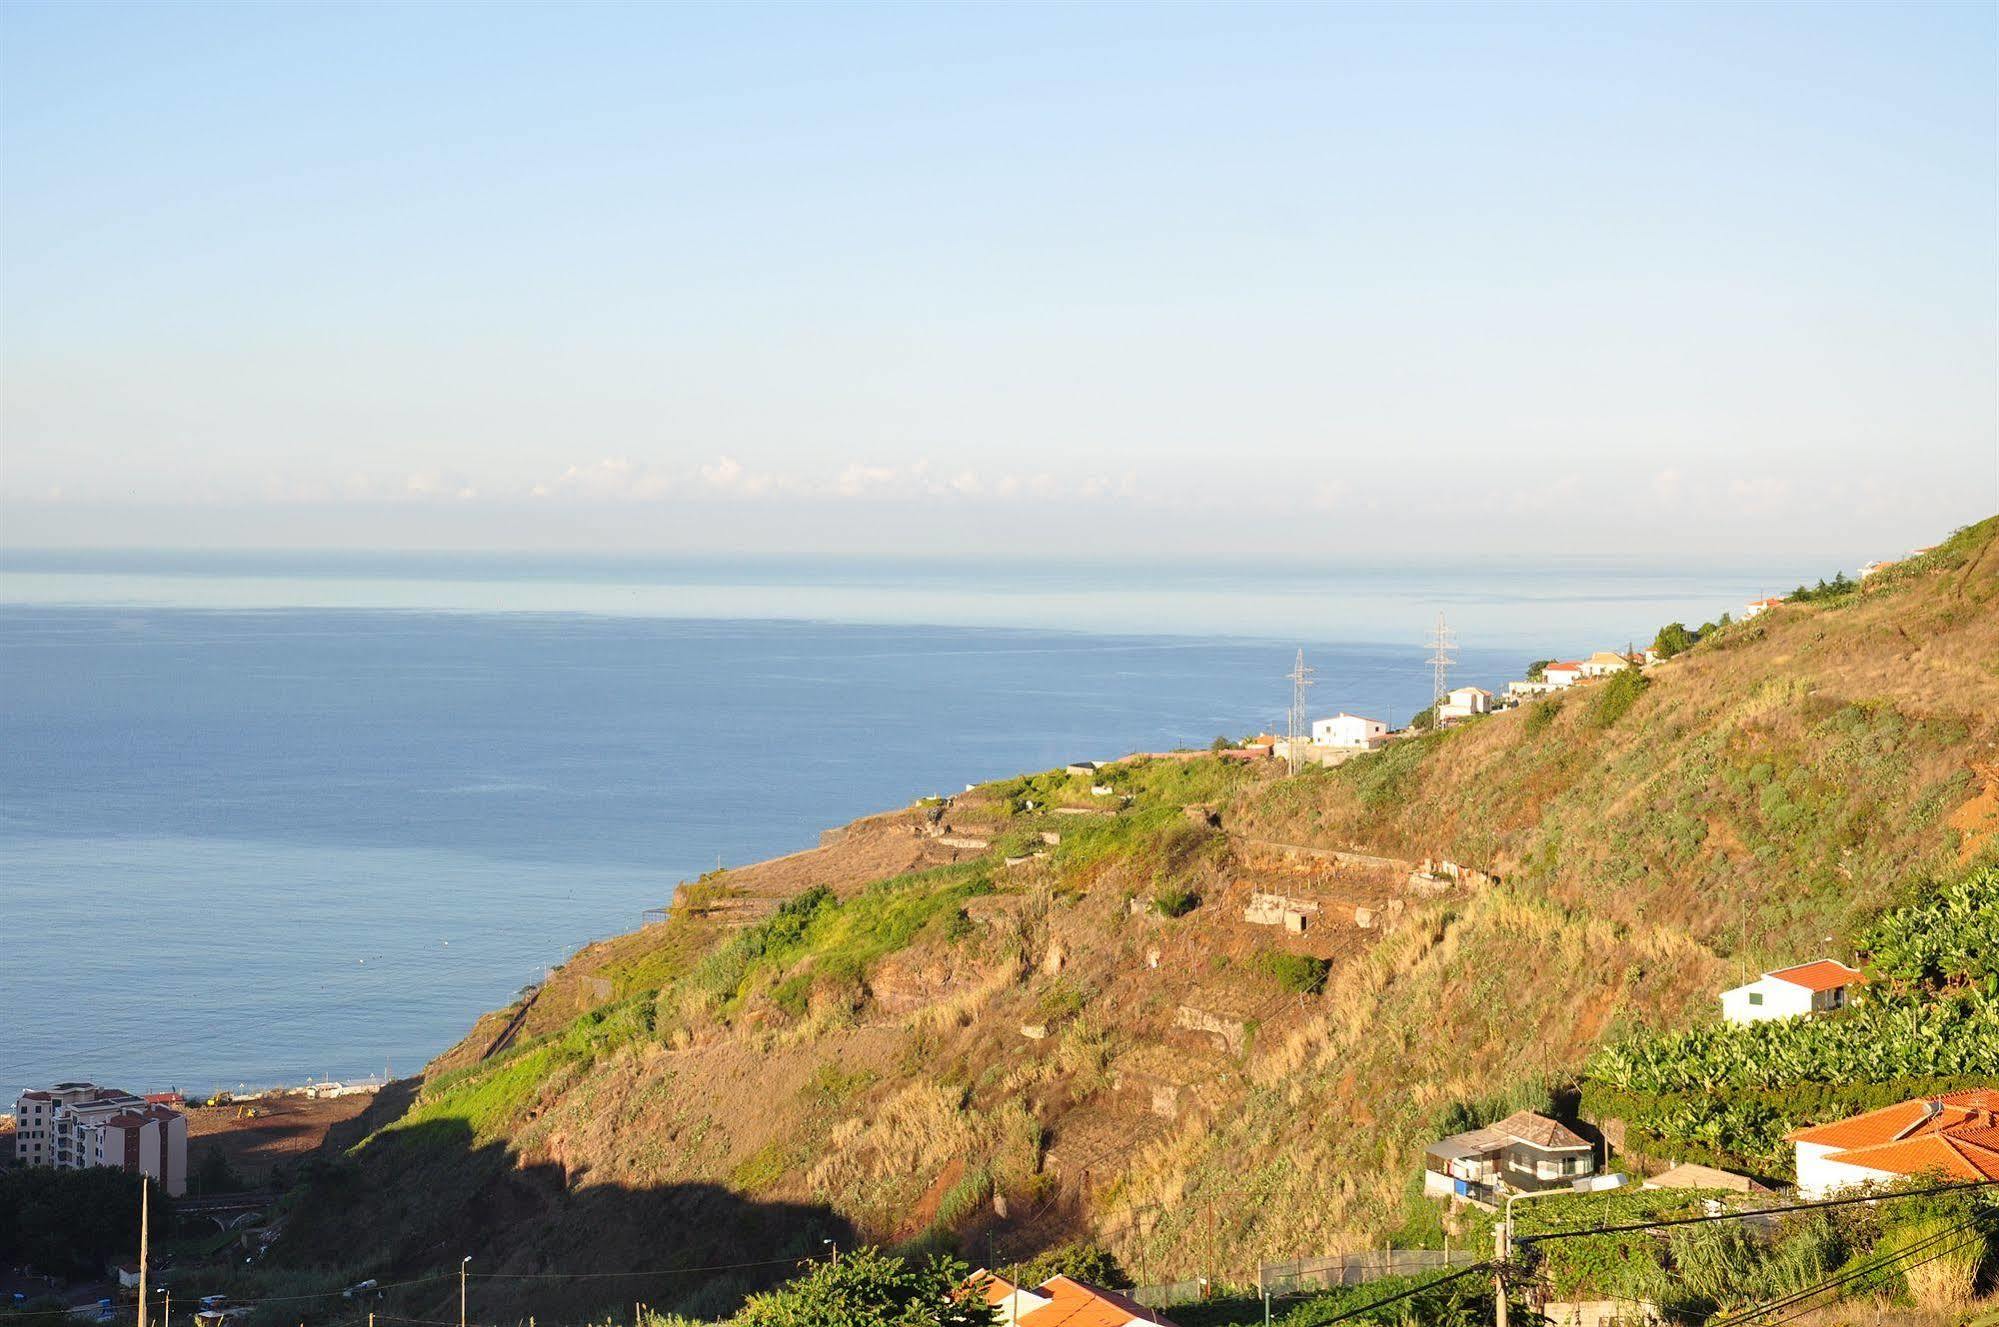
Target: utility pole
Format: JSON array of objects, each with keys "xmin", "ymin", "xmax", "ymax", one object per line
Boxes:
[
  {"xmin": 137, "ymin": 1180, "xmax": 150, "ymax": 1327},
  {"xmin": 1492, "ymin": 1220, "xmax": 1508, "ymax": 1327},
  {"xmin": 460, "ymin": 1255, "xmax": 471, "ymax": 1327},
  {"xmin": 158, "ymin": 1286, "xmax": 170, "ymax": 1327},
  {"xmin": 1284, "ymin": 649, "xmax": 1316, "ymax": 775},
  {"xmin": 1426, "ymin": 613, "xmax": 1457, "ymax": 722}
]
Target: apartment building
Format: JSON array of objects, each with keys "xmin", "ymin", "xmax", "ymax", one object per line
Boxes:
[{"xmin": 12, "ymin": 1082, "xmax": 188, "ymax": 1196}]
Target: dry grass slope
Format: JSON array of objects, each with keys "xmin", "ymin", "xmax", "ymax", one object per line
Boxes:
[{"xmin": 275, "ymin": 517, "xmax": 1998, "ymax": 1320}]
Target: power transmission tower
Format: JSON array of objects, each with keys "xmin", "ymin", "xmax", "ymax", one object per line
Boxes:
[
  {"xmin": 1426, "ymin": 612, "xmax": 1457, "ymax": 720},
  {"xmin": 1285, "ymin": 649, "xmax": 1316, "ymax": 775}
]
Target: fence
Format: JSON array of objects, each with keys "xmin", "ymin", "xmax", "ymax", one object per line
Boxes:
[
  {"xmin": 1130, "ymin": 1278, "xmax": 1206, "ymax": 1308},
  {"xmin": 1130, "ymin": 1251, "xmax": 1480, "ymax": 1309},
  {"xmin": 1258, "ymin": 1249, "xmax": 1482, "ymax": 1297}
]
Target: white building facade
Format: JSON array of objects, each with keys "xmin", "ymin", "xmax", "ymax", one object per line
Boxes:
[
  {"xmin": 1439, "ymin": 686, "xmax": 1491, "ymax": 720},
  {"xmin": 1718, "ymin": 960, "xmax": 1862, "ymax": 1025},
  {"xmin": 13, "ymin": 1083, "xmax": 188, "ymax": 1196},
  {"xmin": 1312, "ymin": 713, "xmax": 1388, "ymax": 749}
]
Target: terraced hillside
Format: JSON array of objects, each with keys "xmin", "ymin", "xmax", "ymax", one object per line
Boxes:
[{"xmin": 269, "ymin": 517, "xmax": 1998, "ymax": 1324}]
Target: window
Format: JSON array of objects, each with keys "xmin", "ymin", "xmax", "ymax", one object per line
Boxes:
[{"xmin": 1747, "ymin": 991, "xmax": 1764, "ymax": 1006}]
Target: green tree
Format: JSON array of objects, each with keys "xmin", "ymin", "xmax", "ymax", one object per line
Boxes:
[
  {"xmin": 734, "ymin": 1248, "xmax": 997, "ymax": 1327},
  {"xmin": 1525, "ymin": 660, "xmax": 1553, "ymax": 682},
  {"xmin": 1650, "ymin": 622, "xmax": 1697, "ymax": 658},
  {"xmin": 0, "ymin": 1169, "xmax": 169, "ymax": 1278},
  {"xmin": 1001, "ymin": 1242, "xmax": 1128, "ymax": 1290},
  {"xmin": 1408, "ymin": 703, "xmax": 1439, "ymax": 732}
]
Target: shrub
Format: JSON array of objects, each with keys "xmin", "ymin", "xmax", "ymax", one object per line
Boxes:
[
  {"xmin": 734, "ymin": 1248, "xmax": 996, "ymax": 1327},
  {"xmin": 1253, "ymin": 951, "xmax": 1330, "ymax": 995},
  {"xmin": 1001, "ymin": 1241, "xmax": 1127, "ymax": 1289},
  {"xmin": 1861, "ymin": 865, "xmax": 1999, "ymax": 993},
  {"xmin": 1586, "ymin": 992, "xmax": 1999, "ymax": 1093},
  {"xmin": 1650, "ymin": 622, "xmax": 1698, "ymax": 658},
  {"xmin": 1153, "ymin": 886, "xmax": 1200, "ymax": 918},
  {"xmin": 1587, "ymin": 667, "xmax": 1647, "ymax": 729}
]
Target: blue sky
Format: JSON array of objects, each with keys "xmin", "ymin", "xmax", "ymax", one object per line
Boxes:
[{"xmin": 1, "ymin": 1, "xmax": 1993, "ymax": 557}]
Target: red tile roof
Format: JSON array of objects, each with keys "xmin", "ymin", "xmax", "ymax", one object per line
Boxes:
[
  {"xmin": 1017, "ymin": 1276, "xmax": 1180, "ymax": 1326},
  {"xmin": 1788, "ymin": 1090, "xmax": 1999, "ymax": 1180},
  {"xmin": 1822, "ymin": 1133, "xmax": 1999, "ymax": 1183},
  {"xmin": 1765, "ymin": 959, "xmax": 1864, "ymax": 993}
]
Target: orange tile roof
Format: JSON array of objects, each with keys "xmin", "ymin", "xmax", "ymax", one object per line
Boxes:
[
  {"xmin": 1788, "ymin": 1090, "xmax": 1999, "ymax": 1177},
  {"xmin": 1822, "ymin": 1133, "xmax": 1999, "ymax": 1183},
  {"xmin": 1765, "ymin": 959, "xmax": 1864, "ymax": 993},
  {"xmin": 972, "ymin": 1271, "xmax": 1050, "ymax": 1316},
  {"xmin": 1017, "ymin": 1276, "xmax": 1180, "ymax": 1327}
]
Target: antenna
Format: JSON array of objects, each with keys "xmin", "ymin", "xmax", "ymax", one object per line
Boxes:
[
  {"xmin": 1426, "ymin": 612, "xmax": 1457, "ymax": 720},
  {"xmin": 1285, "ymin": 649, "xmax": 1316, "ymax": 775}
]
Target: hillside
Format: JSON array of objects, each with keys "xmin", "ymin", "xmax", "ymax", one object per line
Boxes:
[{"xmin": 267, "ymin": 517, "xmax": 1999, "ymax": 1324}]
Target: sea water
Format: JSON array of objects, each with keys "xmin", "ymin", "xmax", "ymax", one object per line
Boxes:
[{"xmin": 0, "ymin": 552, "xmax": 1792, "ymax": 1096}]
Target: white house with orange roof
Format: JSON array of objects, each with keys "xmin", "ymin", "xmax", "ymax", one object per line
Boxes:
[
  {"xmin": 1718, "ymin": 960, "xmax": 1864, "ymax": 1024},
  {"xmin": 1542, "ymin": 661, "xmax": 1585, "ymax": 689},
  {"xmin": 974, "ymin": 1273, "xmax": 1179, "ymax": 1327},
  {"xmin": 1788, "ymin": 1090, "xmax": 1999, "ymax": 1198},
  {"xmin": 1741, "ymin": 597, "xmax": 1786, "ymax": 619}
]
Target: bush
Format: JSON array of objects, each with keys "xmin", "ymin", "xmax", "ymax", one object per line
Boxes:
[
  {"xmin": 1861, "ymin": 865, "xmax": 1999, "ymax": 994},
  {"xmin": 734, "ymin": 1247, "xmax": 996, "ymax": 1327},
  {"xmin": 1586, "ymin": 668, "xmax": 1647, "ymax": 729},
  {"xmin": 1253, "ymin": 951, "xmax": 1330, "ymax": 995},
  {"xmin": 1001, "ymin": 1241, "xmax": 1127, "ymax": 1290},
  {"xmin": 1650, "ymin": 622, "xmax": 1697, "ymax": 658},
  {"xmin": 1586, "ymin": 992, "xmax": 1999, "ymax": 1093},
  {"xmin": 1153, "ymin": 886, "xmax": 1200, "ymax": 918}
]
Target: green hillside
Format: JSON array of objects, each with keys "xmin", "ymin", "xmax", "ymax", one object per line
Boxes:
[{"xmin": 258, "ymin": 517, "xmax": 1999, "ymax": 1325}]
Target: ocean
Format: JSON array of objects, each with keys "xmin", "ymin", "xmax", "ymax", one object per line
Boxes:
[{"xmin": 0, "ymin": 552, "xmax": 1792, "ymax": 1098}]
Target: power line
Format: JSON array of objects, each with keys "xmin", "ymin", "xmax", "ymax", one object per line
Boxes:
[
  {"xmin": 1703, "ymin": 1212, "xmax": 1992, "ymax": 1327},
  {"xmin": 468, "ymin": 1253, "xmax": 814, "ymax": 1281},
  {"xmin": 1306, "ymin": 1258, "xmax": 1495, "ymax": 1325}
]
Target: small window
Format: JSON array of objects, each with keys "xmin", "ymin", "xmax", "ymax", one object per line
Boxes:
[{"xmin": 1747, "ymin": 991, "xmax": 1764, "ymax": 1006}]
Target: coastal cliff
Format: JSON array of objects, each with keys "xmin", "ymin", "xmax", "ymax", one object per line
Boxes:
[{"xmin": 273, "ymin": 518, "xmax": 1999, "ymax": 1323}]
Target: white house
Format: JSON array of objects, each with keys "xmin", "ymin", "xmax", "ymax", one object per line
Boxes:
[
  {"xmin": 1312, "ymin": 713, "xmax": 1388, "ymax": 749},
  {"xmin": 1741, "ymin": 597, "xmax": 1785, "ymax": 619},
  {"xmin": 1718, "ymin": 959, "xmax": 1863, "ymax": 1024},
  {"xmin": 1424, "ymin": 1109, "xmax": 1597, "ymax": 1204},
  {"xmin": 1789, "ymin": 1090, "xmax": 1999, "ymax": 1199},
  {"xmin": 1578, "ymin": 651, "xmax": 1635, "ymax": 679},
  {"xmin": 1439, "ymin": 686, "xmax": 1492, "ymax": 720},
  {"xmin": 1542, "ymin": 662, "xmax": 1585, "ymax": 689}
]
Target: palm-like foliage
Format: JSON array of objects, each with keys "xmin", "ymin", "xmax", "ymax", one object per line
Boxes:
[{"xmin": 1586, "ymin": 992, "xmax": 1999, "ymax": 1093}]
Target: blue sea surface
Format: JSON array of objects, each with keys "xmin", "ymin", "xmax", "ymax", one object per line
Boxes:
[{"xmin": 0, "ymin": 552, "xmax": 1783, "ymax": 1097}]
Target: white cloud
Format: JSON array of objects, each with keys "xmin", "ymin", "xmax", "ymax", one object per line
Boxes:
[
  {"xmin": 834, "ymin": 463, "xmax": 901, "ymax": 497},
  {"xmin": 531, "ymin": 457, "xmax": 671, "ymax": 501}
]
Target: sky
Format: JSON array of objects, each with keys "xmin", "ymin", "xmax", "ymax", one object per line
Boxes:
[{"xmin": 1, "ymin": 1, "xmax": 1994, "ymax": 559}]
